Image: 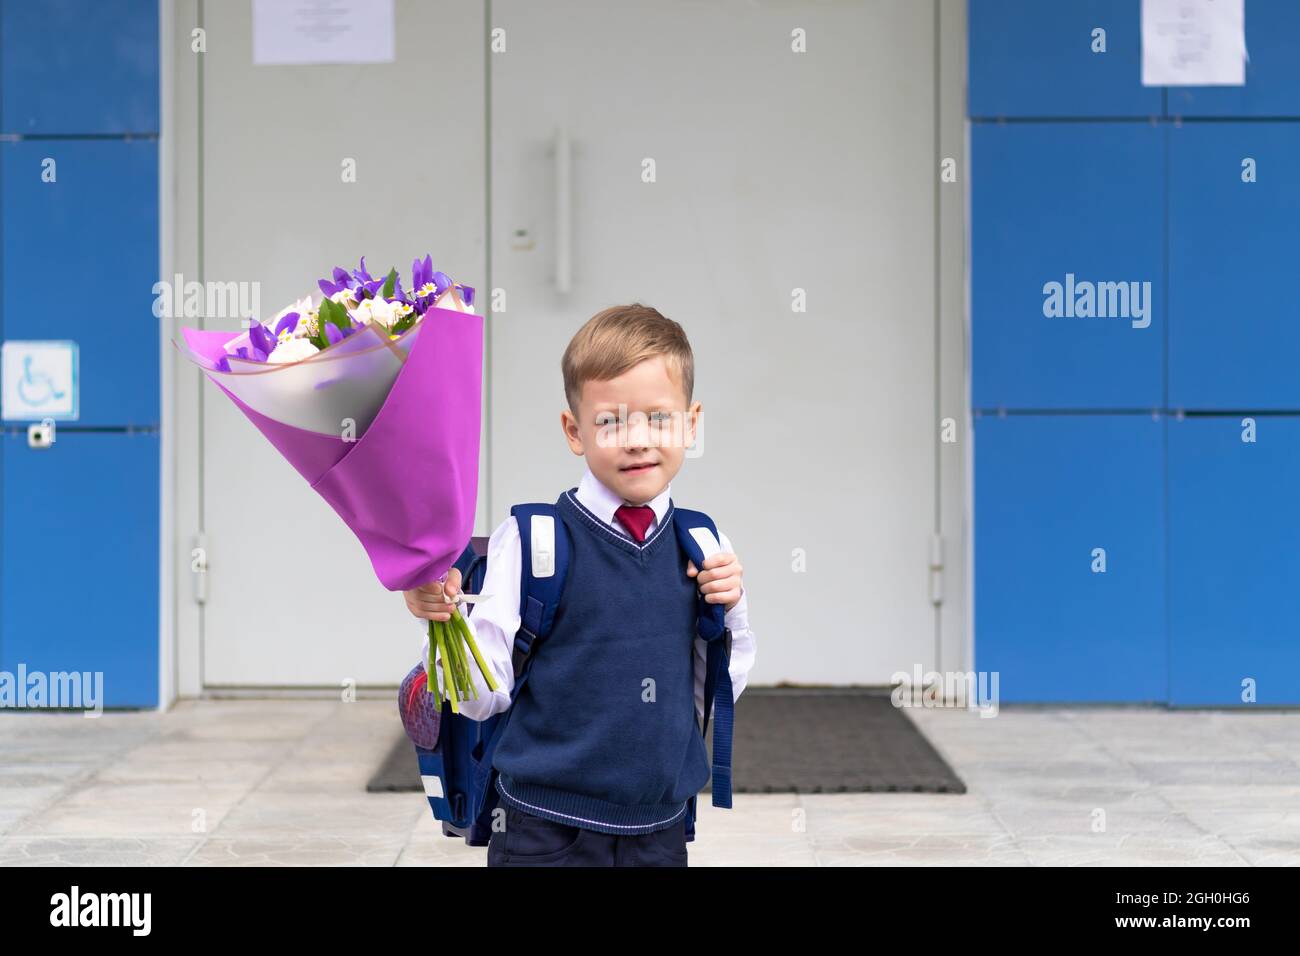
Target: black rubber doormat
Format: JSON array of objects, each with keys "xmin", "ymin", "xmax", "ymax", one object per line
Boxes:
[{"xmin": 367, "ymin": 688, "xmax": 966, "ymax": 795}]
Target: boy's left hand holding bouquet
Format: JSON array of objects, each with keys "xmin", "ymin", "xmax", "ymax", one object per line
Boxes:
[{"xmin": 177, "ymin": 254, "xmax": 497, "ymax": 711}]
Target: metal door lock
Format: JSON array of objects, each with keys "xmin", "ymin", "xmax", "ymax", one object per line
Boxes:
[{"xmin": 27, "ymin": 418, "xmax": 56, "ymax": 449}]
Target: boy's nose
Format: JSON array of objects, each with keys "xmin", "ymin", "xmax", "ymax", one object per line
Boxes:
[{"xmin": 625, "ymin": 419, "xmax": 651, "ymax": 447}]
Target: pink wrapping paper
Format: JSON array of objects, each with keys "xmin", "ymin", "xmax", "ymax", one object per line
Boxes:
[{"xmin": 182, "ymin": 306, "xmax": 483, "ymax": 591}]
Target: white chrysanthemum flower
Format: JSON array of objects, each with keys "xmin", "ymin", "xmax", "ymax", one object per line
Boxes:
[
  {"xmin": 353, "ymin": 296, "xmax": 398, "ymax": 330},
  {"xmin": 330, "ymin": 288, "xmax": 359, "ymax": 310},
  {"xmin": 291, "ymin": 310, "xmax": 319, "ymax": 339},
  {"xmin": 269, "ymin": 295, "xmax": 313, "ymax": 331},
  {"xmin": 267, "ymin": 336, "xmax": 318, "ymax": 364}
]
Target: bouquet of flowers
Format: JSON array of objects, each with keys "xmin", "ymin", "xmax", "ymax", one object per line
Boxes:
[{"xmin": 178, "ymin": 255, "xmax": 498, "ymax": 714}]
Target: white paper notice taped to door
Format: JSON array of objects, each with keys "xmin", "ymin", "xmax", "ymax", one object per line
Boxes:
[
  {"xmin": 253, "ymin": 0, "xmax": 394, "ymax": 66},
  {"xmin": 1142, "ymin": 0, "xmax": 1247, "ymax": 86}
]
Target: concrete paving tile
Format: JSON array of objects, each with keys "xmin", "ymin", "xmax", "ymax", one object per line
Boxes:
[
  {"xmin": 811, "ymin": 832, "xmax": 1031, "ymax": 866},
  {"xmin": 256, "ymin": 757, "xmax": 385, "ymax": 791},
  {"xmin": 799, "ymin": 795, "xmax": 1008, "ymax": 839},
  {"xmin": 1129, "ymin": 760, "xmax": 1300, "ymax": 786},
  {"xmin": 396, "ymin": 816, "xmax": 493, "ymax": 867},
  {"xmin": 1156, "ymin": 784, "xmax": 1300, "ymax": 812},
  {"xmin": 7, "ymin": 782, "xmax": 249, "ymax": 838},
  {"xmin": 110, "ymin": 738, "xmax": 291, "ymax": 763},
  {"xmin": 687, "ymin": 835, "xmax": 818, "ymax": 866},
  {"xmin": 991, "ymin": 807, "xmax": 1211, "ymax": 839},
  {"xmin": 1222, "ymin": 838, "xmax": 1300, "ymax": 866},
  {"xmin": 188, "ymin": 836, "xmax": 406, "ymax": 866},
  {"xmin": 0, "ymin": 762, "xmax": 99, "ymax": 789},
  {"xmin": 1017, "ymin": 832, "xmax": 1249, "ymax": 866},
  {"xmin": 210, "ymin": 790, "xmax": 424, "ymax": 840},
  {"xmin": 691, "ymin": 793, "xmax": 804, "ymax": 837},
  {"xmin": 90, "ymin": 754, "xmax": 273, "ymax": 787},
  {"xmin": 0, "ymin": 837, "xmax": 201, "ymax": 866},
  {"xmin": 1176, "ymin": 809, "xmax": 1300, "ymax": 845}
]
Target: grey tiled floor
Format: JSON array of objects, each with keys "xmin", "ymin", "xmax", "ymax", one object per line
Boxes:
[{"xmin": 1, "ymin": 699, "xmax": 1297, "ymax": 865}]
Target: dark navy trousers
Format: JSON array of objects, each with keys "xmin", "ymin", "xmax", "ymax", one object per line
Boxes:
[{"xmin": 487, "ymin": 803, "xmax": 688, "ymax": 867}]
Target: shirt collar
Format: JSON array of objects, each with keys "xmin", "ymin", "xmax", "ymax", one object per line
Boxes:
[{"xmin": 576, "ymin": 463, "xmax": 672, "ymax": 534}]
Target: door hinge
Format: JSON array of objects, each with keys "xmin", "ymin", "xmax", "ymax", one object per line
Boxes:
[
  {"xmin": 928, "ymin": 533, "xmax": 944, "ymax": 607},
  {"xmin": 191, "ymin": 532, "xmax": 209, "ymax": 605}
]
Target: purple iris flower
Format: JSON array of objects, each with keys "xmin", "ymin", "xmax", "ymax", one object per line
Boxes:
[
  {"xmin": 431, "ymin": 273, "xmax": 475, "ymax": 309},
  {"xmin": 411, "ymin": 254, "xmax": 433, "ymax": 293},
  {"xmin": 227, "ymin": 323, "xmax": 273, "ymax": 363},
  {"xmin": 350, "ymin": 256, "xmax": 385, "ymax": 301},
  {"xmin": 409, "ymin": 270, "xmax": 451, "ymax": 314},
  {"xmin": 248, "ymin": 322, "xmax": 275, "ymax": 358},
  {"xmin": 317, "ymin": 266, "xmax": 355, "ymax": 298},
  {"xmin": 324, "ymin": 321, "xmax": 361, "ymax": 345},
  {"xmin": 390, "ymin": 273, "xmax": 410, "ymax": 305},
  {"xmin": 273, "ymin": 311, "xmax": 300, "ymax": 337},
  {"xmin": 233, "ymin": 345, "xmax": 269, "ymax": 362}
]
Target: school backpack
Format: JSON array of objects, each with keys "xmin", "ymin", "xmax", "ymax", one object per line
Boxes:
[{"xmin": 401, "ymin": 501, "xmax": 735, "ymax": 846}]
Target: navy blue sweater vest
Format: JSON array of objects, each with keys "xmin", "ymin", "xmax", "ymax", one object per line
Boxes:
[{"xmin": 491, "ymin": 488, "xmax": 711, "ymax": 835}]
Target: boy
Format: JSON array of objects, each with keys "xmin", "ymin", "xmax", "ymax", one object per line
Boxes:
[{"xmin": 403, "ymin": 303, "xmax": 756, "ymax": 866}]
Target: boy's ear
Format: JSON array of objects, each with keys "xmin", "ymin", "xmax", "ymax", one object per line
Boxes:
[
  {"xmin": 685, "ymin": 400, "xmax": 702, "ymax": 448},
  {"xmin": 561, "ymin": 408, "xmax": 585, "ymax": 455}
]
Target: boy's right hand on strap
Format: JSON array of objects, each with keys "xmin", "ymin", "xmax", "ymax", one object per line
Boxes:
[{"xmin": 404, "ymin": 567, "xmax": 462, "ymax": 622}]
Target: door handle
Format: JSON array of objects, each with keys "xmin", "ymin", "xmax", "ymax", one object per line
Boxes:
[{"xmin": 555, "ymin": 126, "xmax": 572, "ymax": 294}]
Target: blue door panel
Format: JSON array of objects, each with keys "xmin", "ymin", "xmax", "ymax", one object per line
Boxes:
[
  {"xmin": 1168, "ymin": 415, "xmax": 1300, "ymax": 706},
  {"xmin": 1169, "ymin": 122, "xmax": 1300, "ymax": 410},
  {"xmin": 974, "ymin": 414, "xmax": 1167, "ymax": 702},
  {"xmin": 1, "ymin": 139, "xmax": 159, "ymax": 426},
  {"xmin": 969, "ymin": 0, "xmax": 1161, "ymax": 118},
  {"xmin": 0, "ymin": 0, "xmax": 159, "ymax": 135},
  {"xmin": 972, "ymin": 123, "xmax": 1164, "ymax": 410},
  {"xmin": 1165, "ymin": 0, "xmax": 1300, "ymax": 118},
  {"xmin": 0, "ymin": 430, "xmax": 158, "ymax": 708}
]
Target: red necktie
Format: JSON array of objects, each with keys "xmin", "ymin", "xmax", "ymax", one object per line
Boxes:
[{"xmin": 614, "ymin": 504, "xmax": 655, "ymax": 543}]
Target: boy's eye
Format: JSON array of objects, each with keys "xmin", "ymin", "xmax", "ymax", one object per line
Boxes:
[{"xmin": 596, "ymin": 412, "xmax": 671, "ymax": 426}]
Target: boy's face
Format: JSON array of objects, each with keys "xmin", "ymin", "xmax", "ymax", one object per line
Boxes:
[{"xmin": 561, "ymin": 354, "xmax": 701, "ymax": 505}]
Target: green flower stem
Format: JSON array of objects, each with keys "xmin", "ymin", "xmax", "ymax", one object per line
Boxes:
[
  {"xmin": 448, "ymin": 619, "xmax": 471, "ymax": 701},
  {"xmin": 426, "ymin": 620, "xmax": 442, "ymax": 708},
  {"xmin": 451, "ymin": 607, "xmax": 499, "ymax": 693},
  {"xmin": 445, "ymin": 618, "xmax": 467, "ymax": 696},
  {"xmin": 435, "ymin": 620, "xmax": 459, "ymax": 714}
]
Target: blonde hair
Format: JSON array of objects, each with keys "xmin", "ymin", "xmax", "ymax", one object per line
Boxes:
[{"xmin": 561, "ymin": 303, "xmax": 694, "ymax": 416}]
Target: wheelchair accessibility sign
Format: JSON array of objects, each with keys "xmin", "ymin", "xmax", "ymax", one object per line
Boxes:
[{"xmin": 2, "ymin": 340, "xmax": 79, "ymax": 421}]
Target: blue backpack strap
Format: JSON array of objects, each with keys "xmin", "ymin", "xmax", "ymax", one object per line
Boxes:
[
  {"xmin": 451, "ymin": 540, "xmax": 485, "ymax": 592},
  {"xmin": 470, "ymin": 503, "xmax": 570, "ymax": 800},
  {"xmin": 508, "ymin": 503, "xmax": 570, "ymax": 672},
  {"xmin": 672, "ymin": 507, "xmax": 734, "ymax": 809}
]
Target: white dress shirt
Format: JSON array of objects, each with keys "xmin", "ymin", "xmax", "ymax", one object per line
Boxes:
[{"xmin": 421, "ymin": 464, "xmax": 756, "ymax": 726}]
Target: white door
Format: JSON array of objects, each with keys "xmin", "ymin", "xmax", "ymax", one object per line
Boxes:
[
  {"xmin": 195, "ymin": 0, "xmax": 487, "ymax": 687},
  {"xmin": 488, "ymin": 0, "xmax": 939, "ymax": 684},
  {"xmin": 188, "ymin": 0, "xmax": 939, "ymax": 690}
]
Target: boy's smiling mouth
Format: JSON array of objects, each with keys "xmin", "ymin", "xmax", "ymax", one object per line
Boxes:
[{"xmin": 620, "ymin": 461, "xmax": 657, "ymax": 473}]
